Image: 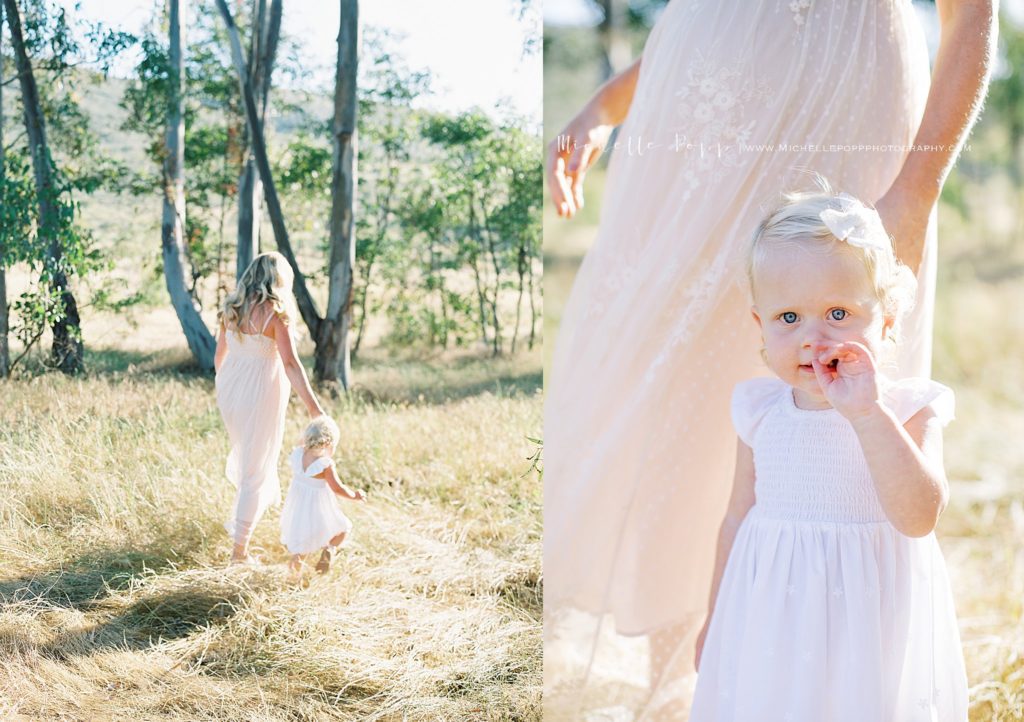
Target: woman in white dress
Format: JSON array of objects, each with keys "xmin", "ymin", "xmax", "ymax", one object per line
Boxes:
[
  {"xmin": 544, "ymin": 0, "xmax": 996, "ymax": 717},
  {"xmin": 215, "ymin": 252, "xmax": 324, "ymax": 565}
]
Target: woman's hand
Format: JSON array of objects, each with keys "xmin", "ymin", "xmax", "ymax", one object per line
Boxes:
[
  {"xmin": 548, "ymin": 58, "xmax": 641, "ymax": 219},
  {"xmin": 810, "ymin": 341, "xmax": 882, "ymax": 421},
  {"xmin": 548, "ymin": 104, "xmax": 616, "ymax": 219},
  {"xmin": 874, "ymin": 188, "xmax": 931, "ymax": 276}
]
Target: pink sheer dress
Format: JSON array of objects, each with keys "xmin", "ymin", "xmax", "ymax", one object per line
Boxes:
[{"xmin": 544, "ymin": 0, "xmax": 938, "ymax": 717}]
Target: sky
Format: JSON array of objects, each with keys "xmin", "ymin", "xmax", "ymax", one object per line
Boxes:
[{"xmin": 60, "ymin": 0, "xmax": 541, "ymax": 127}]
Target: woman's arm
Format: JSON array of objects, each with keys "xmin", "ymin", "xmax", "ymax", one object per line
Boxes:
[
  {"xmin": 876, "ymin": 0, "xmax": 998, "ymax": 273},
  {"xmin": 848, "ymin": 404, "xmax": 949, "ymax": 538},
  {"xmin": 696, "ymin": 438, "xmax": 756, "ymax": 669},
  {"xmin": 548, "ymin": 57, "xmax": 643, "ymax": 218},
  {"xmin": 319, "ymin": 463, "xmax": 365, "ymax": 501},
  {"xmin": 214, "ymin": 321, "xmax": 228, "ymax": 372},
  {"xmin": 271, "ymin": 313, "xmax": 325, "ymax": 418}
]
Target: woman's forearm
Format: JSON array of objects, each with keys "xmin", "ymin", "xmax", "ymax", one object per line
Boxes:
[
  {"xmin": 283, "ymin": 360, "xmax": 323, "ymax": 417},
  {"xmin": 588, "ymin": 57, "xmax": 642, "ymax": 127},
  {"xmin": 892, "ymin": 1, "xmax": 997, "ymax": 208}
]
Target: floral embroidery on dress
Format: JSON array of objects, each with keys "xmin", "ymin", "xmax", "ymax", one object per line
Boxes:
[
  {"xmin": 788, "ymin": 0, "xmax": 812, "ymax": 26},
  {"xmin": 671, "ymin": 51, "xmax": 772, "ymax": 200},
  {"xmin": 582, "ymin": 257, "xmax": 640, "ymax": 322}
]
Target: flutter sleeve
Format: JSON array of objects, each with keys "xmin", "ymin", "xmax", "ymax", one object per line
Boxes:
[
  {"xmin": 730, "ymin": 377, "xmax": 785, "ymax": 447},
  {"xmin": 306, "ymin": 457, "xmax": 335, "ymax": 477},
  {"xmin": 881, "ymin": 377, "xmax": 956, "ymax": 428}
]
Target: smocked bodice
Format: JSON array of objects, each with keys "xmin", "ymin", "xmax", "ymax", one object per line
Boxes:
[
  {"xmin": 749, "ymin": 400, "xmax": 887, "ymax": 523},
  {"xmin": 733, "ymin": 376, "xmax": 955, "ymax": 525}
]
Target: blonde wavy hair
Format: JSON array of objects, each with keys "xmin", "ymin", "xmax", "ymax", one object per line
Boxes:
[
  {"xmin": 220, "ymin": 252, "xmax": 298, "ymax": 337},
  {"xmin": 747, "ymin": 175, "xmax": 917, "ymax": 353},
  {"xmin": 302, "ymin": 415, "xmax": 340, "ymax": 451}
]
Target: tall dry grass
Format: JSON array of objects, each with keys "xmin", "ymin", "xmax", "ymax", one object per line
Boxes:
[{"xmin": 0, "ymin": 345, "xmax": 542, "ymax": 720}]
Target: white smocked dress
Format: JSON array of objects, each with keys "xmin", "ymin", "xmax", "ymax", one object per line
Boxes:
[
  {"xmin": 280, "ymin": 447, "xmax": 352, "ymax": 555},
  {"xmin": 690, "ymin": 376, "xmax": 967, "ymax": 722},
  {"xmin": 216, "ymin": 309, "xmax": 290, "ymax": 544}
]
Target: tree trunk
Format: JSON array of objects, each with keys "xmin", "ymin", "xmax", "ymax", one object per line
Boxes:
[
  {"xmin": 527, "ymin": 256, "xmax": 536, "ymax": 350},
  {"xmin": 352, "ymin": 254, "xmax": 373, "ymax": 357},
  {"xmin": 0, "ymin": 0, "xmax": 9, "ymax": 378},
  {"xmin": 235, "ymin": 158, "xmax": 261, "ymax": 277},
  {"xmin": 511, "ymin": 244, "xmax": 525, "ymax": 354},
  {"xmin": 467, "ymin": 187, "xmax": 489, "ymax": 345},
  {"xmin": 215, "ymin": 0, "xmax": 322, "ymax": 339},
  {"xmin": 235, "ymin": 0, "xmax": 279, "ymax": 280},
  {"xmin": 597, "ymin": 0, "xmax": 630, "ymax": 82},
  {"xmin": 4, "ymin": 0, "xmax": 82, "ymax": 374},
  {"xmin": 160, "ymin": 0, "xmax": 215, "ymax": 370},
  {"xmin": 480, "ymin": 203, "xmax": 502, "ymax": 356},
  {"xmin": 470, "ymin": 252, "xmax": 489, "ymax": 346},
  {"xmin": 314, "ymin": 0, "xmax": 358, "ymax": 388}
]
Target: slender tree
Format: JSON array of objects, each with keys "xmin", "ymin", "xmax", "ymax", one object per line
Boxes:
[
  {"xmin": 313, "ymin": 0, "xmax": 358, "ymax": 387},
  {"xmin": 163, "ymin": 0, "xmax": 216, "ymax": 370},
  {"xmin": 236, "ymin": 0, "xmax": 281, "ymax": 279},
  {"xmin": 4, "ymin": 0, "xmax": 82, "ymax": 374},
  {"xmin": 596, "ymin": 0, "xmax": 630, "ymax": 81},
  {"xmin": 214, "ymin": 0, "xmax": 322, "ymax": 338},
  {"xmin": 216, "ymin": 0, "xmax": 361, "ymax": 389},
  {"xmin": 0, "ymin": 0, "xmax": 8, "ymax": 377}
]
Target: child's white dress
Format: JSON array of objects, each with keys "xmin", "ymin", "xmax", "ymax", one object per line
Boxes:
[
  {"xmin": 690, "ymin": 376, "xmax": 968, "ymax": 722},
  {"xmin": 280, "ymin": 447, "xmax": 352, "ymax": 555}
]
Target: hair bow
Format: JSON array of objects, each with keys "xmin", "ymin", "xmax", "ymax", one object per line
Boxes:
[{"xmin": 818, "ymin": 192, "xmax": 891, "ymax": 253}]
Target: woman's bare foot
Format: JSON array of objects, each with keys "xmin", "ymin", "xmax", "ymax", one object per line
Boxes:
[{"xmin": 288, "ymin": 555, "xmax": 303, "ymax": 572}]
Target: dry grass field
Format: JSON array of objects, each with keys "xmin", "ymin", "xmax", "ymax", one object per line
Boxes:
[{"xmin": 0, "ymin": 304, "xmax": 543, "ymax": 720}]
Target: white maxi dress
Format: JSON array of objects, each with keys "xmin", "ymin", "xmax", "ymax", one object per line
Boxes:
[{"xmin": 216, "ymin": 308, "xmax": 290, "ymax": 546}]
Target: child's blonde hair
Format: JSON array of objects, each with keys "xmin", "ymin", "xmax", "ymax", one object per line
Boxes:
[
  {"xmin": 747, "ymin": 175, "xmax": 917, "ymax": 347},
  {"xmin": 303, "ymin": 415, "xmax": 340, "ymax": 450},
  {"xmin": 220, "ymin": 252, "xmax": 299, "ymax": 337}
]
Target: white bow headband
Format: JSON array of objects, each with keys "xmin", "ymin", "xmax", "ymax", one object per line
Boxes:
[{"xmin": 818, "ymin": 192, "xmax": 891, "ymax": 253}]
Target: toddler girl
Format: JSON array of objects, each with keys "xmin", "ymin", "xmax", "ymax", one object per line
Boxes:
[
  {"xmin": 280, "ymin": 415, "xmax": 366, "ymax": 574},
  {"xmin": 689, "ymin": 184, "xmax": 967, "ymax": 721}
]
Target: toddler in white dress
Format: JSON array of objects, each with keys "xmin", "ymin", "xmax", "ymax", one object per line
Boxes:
[
  {"xmin": 280, "ymin": 416, "xmax": 366, "ymax": 574},
  {"xmin": 689, "ymin": 181, "xmax": 967, "ymax": 721}
]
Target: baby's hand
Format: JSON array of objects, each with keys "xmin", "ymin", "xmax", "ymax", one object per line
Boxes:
[
  {"xmin": 810, "ymin": 341, "xmax": 881, "ymax": 421},
  {"xmin": 352, "ymin": 489, "xmax": 367, "ymax": 502}
]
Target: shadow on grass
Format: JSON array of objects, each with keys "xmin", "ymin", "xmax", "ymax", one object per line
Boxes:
[
  {"xmin": 85, "ymin": 346, "xmax": 209, "ymax": 379},
  {"xmin": 0, "ymin": 544, "xmax": 250, "ymax": 660},
  {"xmin": 496, "ymin": 567, "xmax": 543, "ymax": 622},
  {"xmin": 0, "ymin": 546, "xmax": 180, "ymax": 612},
  {"xmin": 26, "ymin": 346, "xmax": 543, "ymax": 406}
]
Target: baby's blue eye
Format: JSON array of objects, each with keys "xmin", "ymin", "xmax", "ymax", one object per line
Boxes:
[
  {"xmin": 829, "ymin": 309, "xmax": 848, "ymax": 321},
  {"xmin": 781, "ymin": 312, "xmax": 798, "ymax": 324}
]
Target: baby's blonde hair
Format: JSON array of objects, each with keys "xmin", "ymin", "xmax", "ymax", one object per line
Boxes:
[
  {"xmin": 220, "ymin": 252, "xmax": 298, "ymax": 337},
  {"xmin": 747, "ymin": 175, "xmax": 917, "ymax": 347},
  {"xmin": 303, "ymin": 415, "xmax": 340, "ymax": 450}
]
